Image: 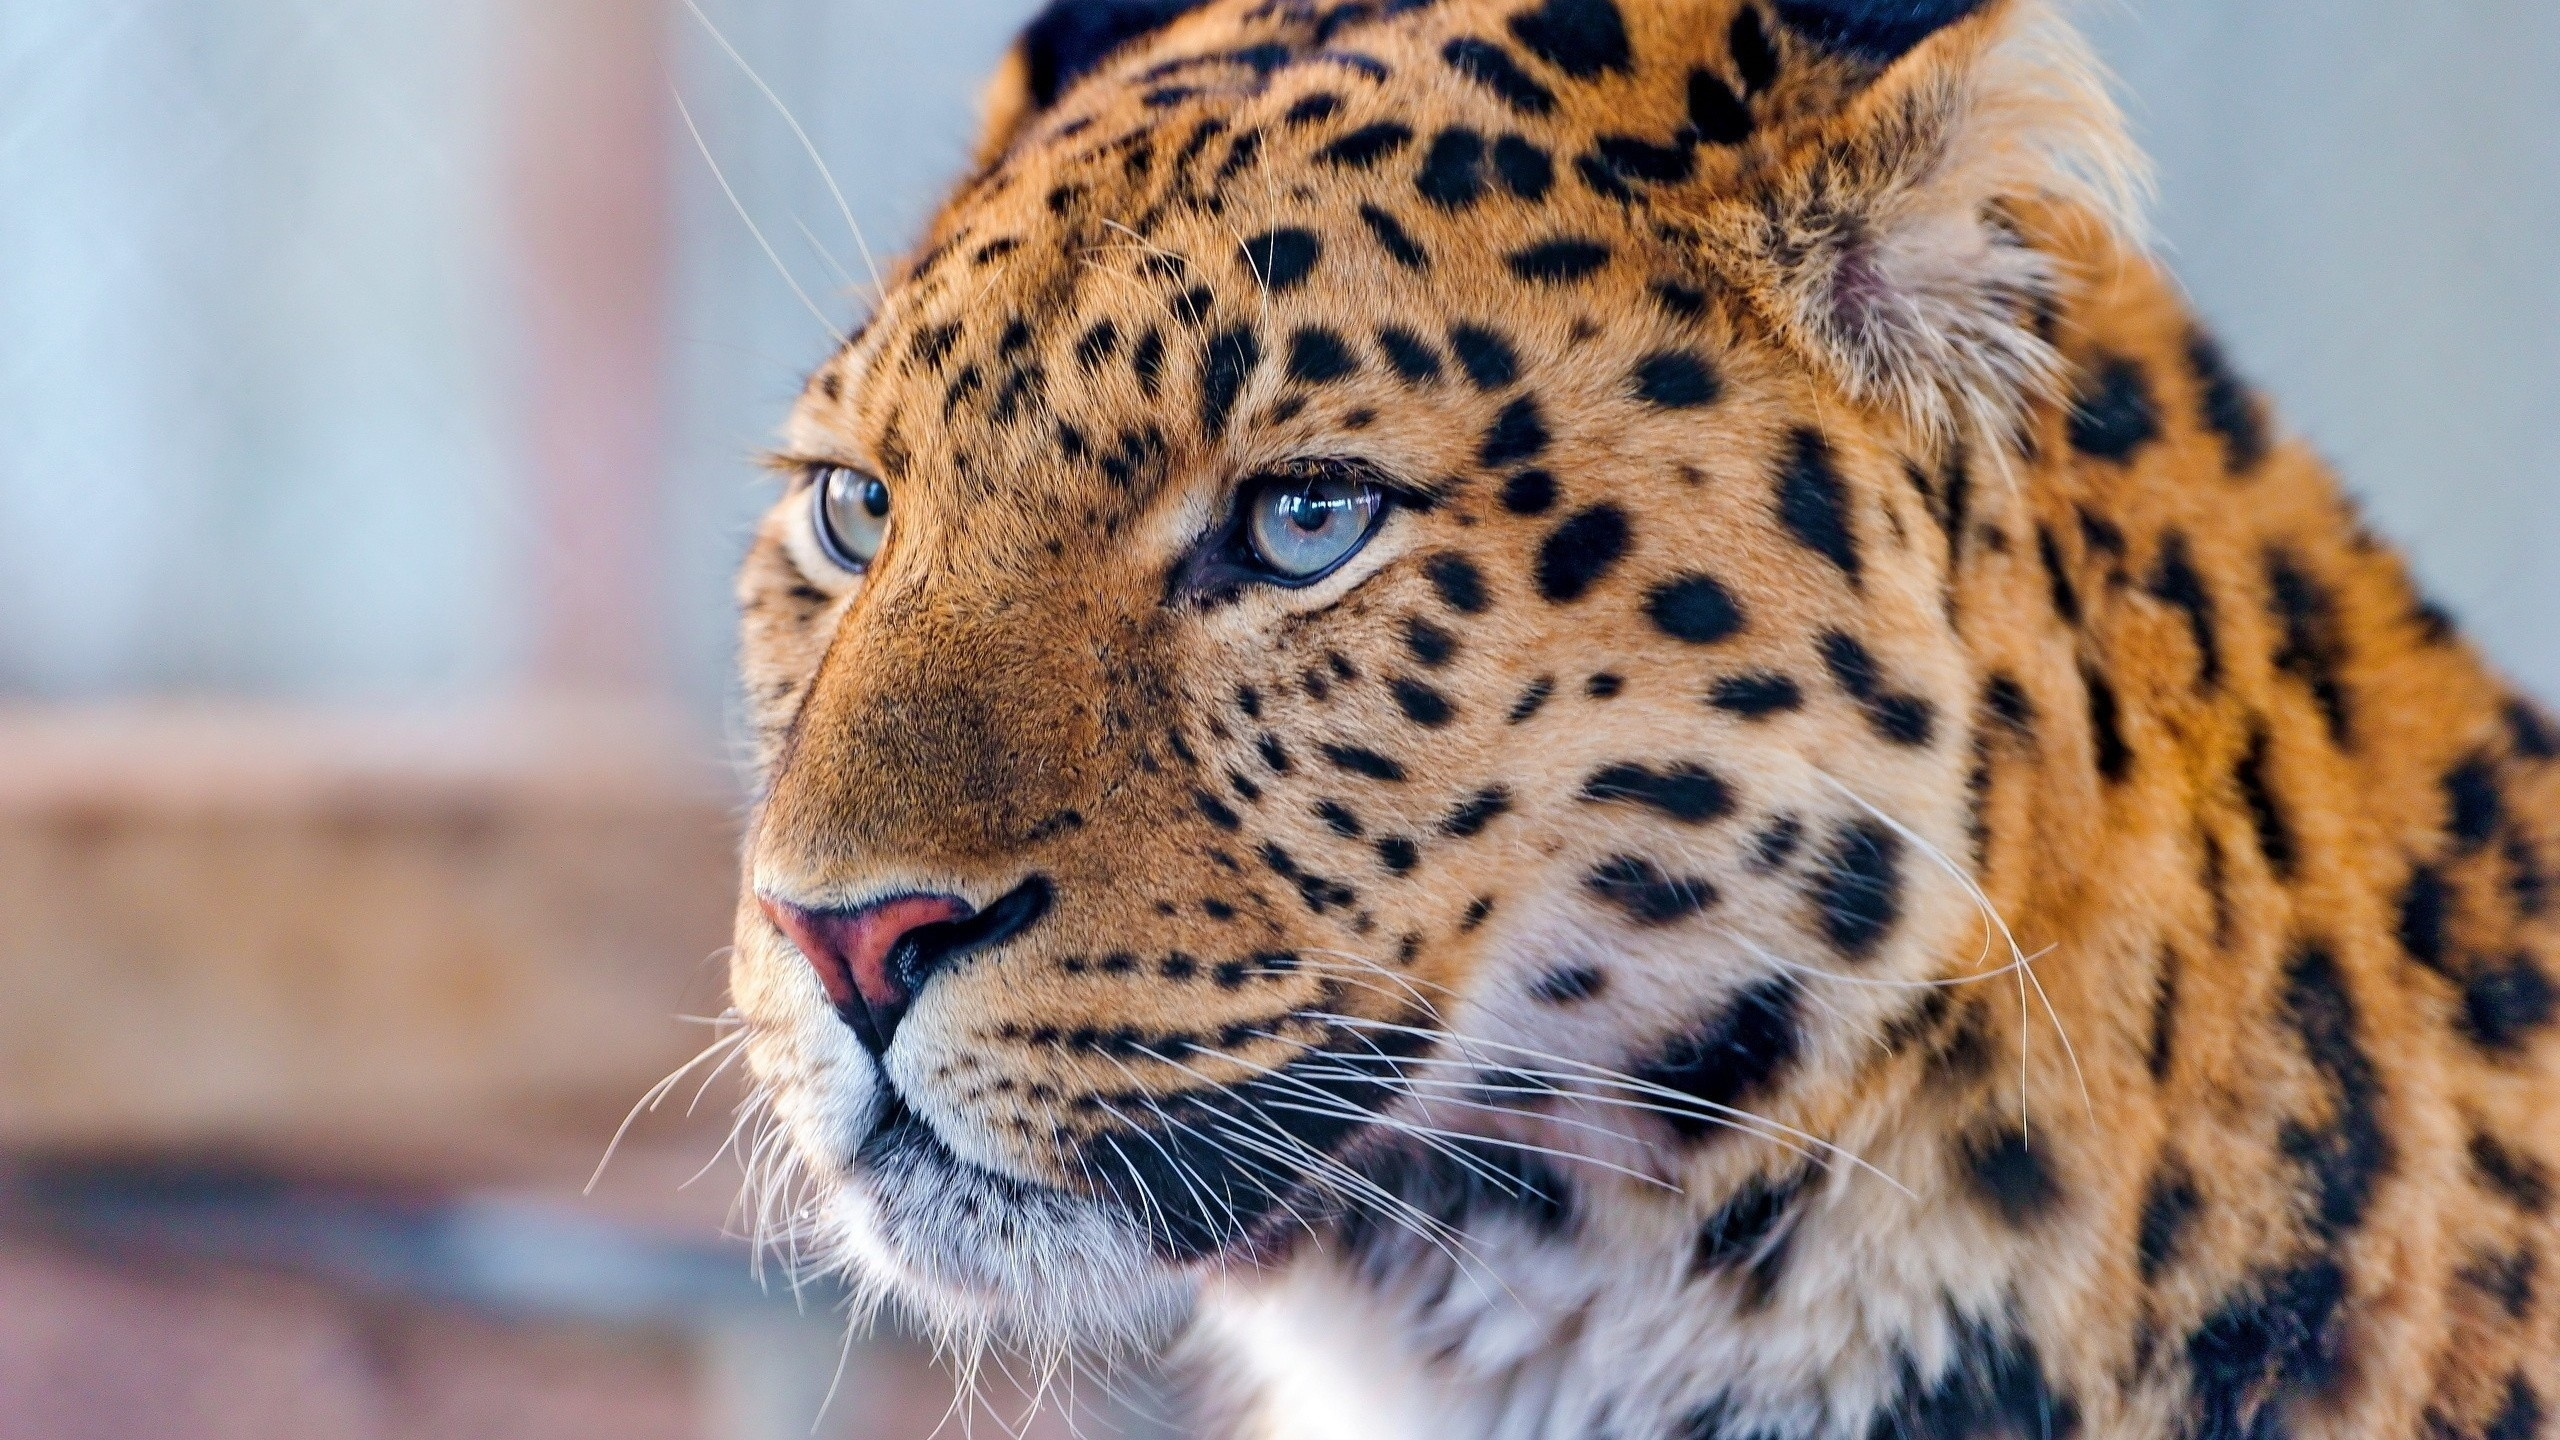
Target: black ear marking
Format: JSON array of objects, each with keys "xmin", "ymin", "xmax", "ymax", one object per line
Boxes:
[
  {"xmin": 1773, "ymin": 0, "xmax": 1995, "ymax": 65},
  {"xmin": 1022, "ymin": 0, "xmax": 1219, "ymax": 111}
]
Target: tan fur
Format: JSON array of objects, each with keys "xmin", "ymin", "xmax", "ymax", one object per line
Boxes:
[{"xmin": 728, "ymin": 3, "xmax": 2560, "ymax": 1434}]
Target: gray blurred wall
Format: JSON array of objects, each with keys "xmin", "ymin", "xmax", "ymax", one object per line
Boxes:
[{"xmin": 4, "ymin": 1, "xmax": 2555, "ymax": 709}]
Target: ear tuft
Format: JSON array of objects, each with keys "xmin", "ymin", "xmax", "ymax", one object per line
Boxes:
[
  {"xmin": 1703, "ymin": 2, "xmax": 2150, "ymax": 447},
  {"xmin": 1774, "ymin": 0, "xmax": 1997, "ymax": 65}
]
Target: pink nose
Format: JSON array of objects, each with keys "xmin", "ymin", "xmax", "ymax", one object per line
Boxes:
[{"xmin": 759, "ymin": 892, "xmax": 971, "ymax": 1047}]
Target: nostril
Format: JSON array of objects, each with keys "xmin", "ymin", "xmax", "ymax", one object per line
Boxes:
[
  {"xmin": 757, "ymin": 876, "xmax": 1053, "ymax": 1053},
  {"xmin": 759, "ymin": 891, "xmax": 973, "ymax": 1051}
]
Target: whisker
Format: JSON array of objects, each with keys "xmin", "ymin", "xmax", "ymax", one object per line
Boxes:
[
  {"xmin": 672, "ymin": 85, "xmax": 846, "ymax": 344},
  {"xmin": 1813, "ymin": 770, "xmax": 2095, "ymax": 1132},
  {"xmin": 679, "ymin": 0, "xmax": 884, "ymax": 298}
]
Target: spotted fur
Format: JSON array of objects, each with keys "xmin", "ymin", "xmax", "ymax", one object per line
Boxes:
[{"xmin": 727, "ymin": 2, "xmax": 2560, "ymax": 1436}]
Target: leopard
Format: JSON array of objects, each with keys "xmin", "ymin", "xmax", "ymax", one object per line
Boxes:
[{"xmin": 720, "ymin": 1, "xmax": 2560, "ymax": 1436}]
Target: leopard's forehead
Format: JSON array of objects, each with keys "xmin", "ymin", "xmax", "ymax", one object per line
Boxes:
[{"xmin": 791, "ymin": 0, "xmax": 1847, "ymax": 507}]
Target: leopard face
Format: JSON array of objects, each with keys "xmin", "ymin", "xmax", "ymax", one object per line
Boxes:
[{"xmin": 726, "ymin": 0, "xmax": 2115, "ymax": 1350}]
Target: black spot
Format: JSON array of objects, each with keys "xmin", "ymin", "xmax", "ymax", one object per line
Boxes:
[
  {"xmin": 2509, "ymin": 700, "xmax": 2560, "ymax": 760},
  {"xmin": 2149, "ymin": 946, "xmax": 2180, "ymax": 1081},
  {"xmin": 1584, "ymin": 672, "xmax": 1623, "ymax": 699},
  {"xmin": 1730, "ymin": 5, "xmax": 1779, "ymax": 92},
  {"xmin": 2066, "ymin": 354, "xmax": 2161, "ymax": 461},
  {"xmin": 1374, "ymin": 835, "xmax": 1419, "ymax": 873},
  {"xmin": 911, "ymin": 320, "xmax": 963, "ymax": 369},
  {"xmin": 2458, "ymin": 1246, "xmax": 2539, "ymax": 1322},
  {"xmin": 1984, "ymin": 673, "xmax": 2036, "ymax": 736},
  {"xmin": 1132, "ymin": 327, "xmax": 1167, "ymax": 398},
  {"xmin": 1582, "ymin": 762, "xmax": 1735, "ymax": 824},
  {"xmin": 1691, "ymin": 1169, "xmax": 1804, "ymax": 1306},
  {"xmin": 1241, "ymin": 228, "xmax": 1322, "ymax": 292},
  {"xmin": 1391, "ymin": 677, "xmax": 1455, "ymax": 727},
  {"xmin": 2445, "ymin": 756, "xmax": 2503, "ymax": 854},
  {"xmin": 1633, "ymin": 350, "xmax": 1723, "ymax": 410},
  {"xmin": 1460, "ymin": 896, "xmax": 1495, "ymax": 930},
  {"xmin": 2279, "ymin": 944, "xmax": 2390, "ymax": 1237},
  {"xmin": 1712, "ymin": 673, "xmax": 1802, "ymax": 718},
  {"xmin": 1357, "ymin": 204, "xmax": 1431, "ymax": 269},
  {"xmin": 1509, "ymin": 676, "xmax": 1556, "ymax": 723},
  {"xmin": 1500, "ymin": 469, "xmax": 1557, "ymax": 514},
  {"xmin": 1507, "ymin": 0, "xmax": 1631, "ymax": 77},
  {"xmin": 1199, "ymin": 326, "xmax": 1262, "ymax": 440},
  {"xmin": 2188, "ymin": 330, "xmax": 2269, "ymax": 474},
  {"xmin": 1633, "ymin": 977, "xmax": 1802, "ymax": 1141},
  {"xmin": 1322, "ymin": 744, "xmax": 1406, "ymax": 782},
  {"xmin": 1776, "ymin": 428, "xmax": 1860, "ymax": 582},
  {"xmin": 1074, "ymin": 321, "xmax": 1121, "ymax": 373},
  {"xmin": 1416, "ymin": 127, "xmax": 1487, "ymax": 209},
  {"xmin": 1535, "ymin": 505, "xmax": 1629, "ymax": 602},
  {"xmin": 1580, "ymin": 133, "xmax": 1695, "ymax": 196},
  {"xmin": 1645, "ymin": 573, "xmax": 1744, "ymax": 644},
  {"xmin": 1426, "ymin": 553, "xmax": 1491, "ymax": 613},
  {"xmin": 2137, "ymin": 1164, "xmax": 2201, "ymax": 1281},
  {"xmin": 1317, "ymin": 121, "xmax": 1414, "ymax": 169},
  {"xmin": 1449, "ymin": 325, "xmax": 1520, "ymax": 389},
  {"xmin": 1963, "ymin": 1128, "xmax": 2059, "ymax": 1224},
  {"xmin": 1283, "ymin": 92, "xmax": 1343, "ymax": 127},
  {"xmin": 1821, "ymin": 632, "xmax": 1938, "ymax": 748},
  {"xmin": 2399, "ymin": 864, "xmax": 2451, "ymax": 973},
  {"xmin": 1754, "ymin": 815, "xmax": 1805, "ymax": 872},
  {"xmin": 2085, "ymin": 663, "xmax": 2132, "ymax": 782},
  {"xmin": 2266, "ymin": 549, "xmax": 2354, "ymax": 747},
  {"xmin": 2471, "ymin": 1132, "xmax": 2553, "ymax": 1213},
  {"xmin": 1314, "ymin": 800, "xmax": 1364, "ymax": 838},
  {"xmin": 1588, "ymin": 855, "xmax": 1717, "ymax": 925},
  {"xmin": 1194, "ymin": 789, "xmax": 1242, "ymax": 831},
  {"xmin": 2146, "ymin": 531, "xmax": 2222, "ymax": 690},
  {"xmin": 1441, "ymin": 36, "xmax": 1558, "ymax": 115},
  {"xmin": 1685, "ymin": 68, "xmax": 1753, "ymax": 145},
  {"xmin": 1482, "ymin": 396, "xmax": 1551, "ymax": 468},
  {"xmin": 1812, "ymin": 821, "xmax": 1903, "ymax": 960},
  {"xmin": 2186, "ymin": 1259, "xmax": 2350, "ymax": 1440},
  {"xmin": 1507, "ymin": 238, "xmax": 1611, "ymax": 283},
  {"xmin": 2080, "ymin": 508, "xmax": 2128, "ymax": 564},
  {"xmin": 1261, "ymin": 842, "xmax": 1359, "ymax": 914},
  {"xmin": 1651, "ymin": 279, "xmax": 1708, "ymax": 322},
  {"xmin": 1285, "ymin": 327, "xmax": 1360, "ymax": 384},
  {"xmin": 2463, "ymin": 955, "xmax": 2557, "ymax": 1053},
  {"xmin": 1377, "ymin": 325, "xmax": 1443, "ymax": 383},
  {"xmin": 2037, "ymin": 524, "xmax": 2082, "ymax": 627},
  {"xmin": 1533, "ymin": 965, "xmax": 1607, "ymax": 1005},
  {"xmin": 1492, "ymin": 134, "xmax": 1554, "ymax": 199},
  {"xmin": 1404, "ymin": 615, "xmax": 1456, "ymax": 666},
  {"xmin": 1442, "ymin": 787, "xmax": 1513, "ymax": 838},
  {"xmin": 2236, "ymin": 726, "xmax": 2294, "ymax": 878},
  {"xmin": 2486, "ymin": 1375, "xmax": 2545, "ymax": 1440}
]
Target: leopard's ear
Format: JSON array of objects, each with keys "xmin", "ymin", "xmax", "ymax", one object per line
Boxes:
[
  {"xmin": 1696, "ymin": 0, "xmax": 2148, "ymax": 445},
  {"xmin": 973, "ymin": 0, "xmax": 1218, "ymax": 166}
]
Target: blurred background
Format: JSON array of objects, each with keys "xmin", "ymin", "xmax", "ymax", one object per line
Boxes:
[{"xmin": 0, "ymin": 0, "xmax": 2552, "ymax": 1436}]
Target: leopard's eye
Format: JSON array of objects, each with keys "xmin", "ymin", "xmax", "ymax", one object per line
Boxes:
[
  {"xmin": 812, "ymin": 465, "xmax": 890, "ymax": 571},
  {"xmin": 1243, "ymin": 469, "xmax": 1385, "ymax": 583}
]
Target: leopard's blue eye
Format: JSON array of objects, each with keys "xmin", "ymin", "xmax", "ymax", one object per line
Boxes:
[
  {"xmin": 813, "ymin": 465, "xmax": 890, "ymax": 570},
  {"xmin": 1244, "ymin": 471, "xmax": 1384, "ymax": 582}
]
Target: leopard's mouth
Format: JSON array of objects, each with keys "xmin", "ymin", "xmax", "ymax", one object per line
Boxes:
[{"xmin": 833, "ymin": 1010, "xmax": 1446, "ymax": 1338}]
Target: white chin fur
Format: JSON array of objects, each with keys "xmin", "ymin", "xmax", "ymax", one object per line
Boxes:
[{"xmin": 813, "ymin": 1117, "xmax": 1197, "ymax": 1355}]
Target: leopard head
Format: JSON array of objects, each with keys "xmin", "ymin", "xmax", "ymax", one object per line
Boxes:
[{"xmin": 726, "ymin": 0, "xmax": 2138, "ymax": 1351}]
